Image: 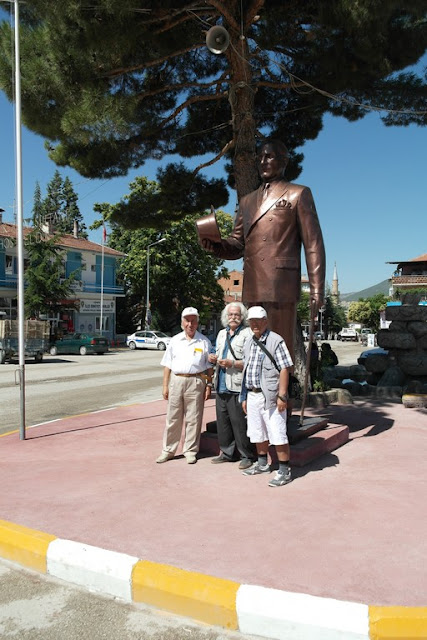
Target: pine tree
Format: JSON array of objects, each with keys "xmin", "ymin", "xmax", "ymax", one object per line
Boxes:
[
  {"xmin": 24, "ymin": 222, "xmax": 78, "ymax": 319},
  {"xmin": 59, "ymin": 176, "xmax": 88, "ymax": 238},
  {"xmin": 0, "ymin": 1, "xmax": 425, "ymax": 220},
  {"xmin": 31, "ymin": 181, "xmax": 43, "ymax": 226},
  {"xmin": 42, "ymin": 170, "xmax": 64, "ymax": 229}
]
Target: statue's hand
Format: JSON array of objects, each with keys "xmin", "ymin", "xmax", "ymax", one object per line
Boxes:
[
  {"xmin": 311, "ymin": 294, "xmax": 324, "ymax": 315},
  {"xmin": 202, "ymin": 238, "xmax": 215, "ymax": 252}
]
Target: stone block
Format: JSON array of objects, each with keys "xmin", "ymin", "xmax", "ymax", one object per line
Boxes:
[
  {"xmin": 402, "ymin": 394, "xmax": 427, "ymax": 409},
  {"xmin": 322, "ymin": 366, "xmax": 338, "ymax": 385},
  {"xmin": 326, "ymin": 388, "xmax": 354, "ymax": 404},
  {"xmin": 366, "ymin": 371, "xmax": 382, "ymax": 385},
  {"xmin": 386, "ymin": 305, "xmax": 427, "ymax": 322},
  {"xmin": 407, "ymin": 321, "xmax": 427, "ymax": 338},
  {"xmin": 397, "ymin": 353, "xmax": 427, "ymax": 376},
  {"xmin": 333, "ymin": 365, "xmax": 352, "ymax": 379},
  {"xmin": 341, "ymin": 381, "xmax": 368, "ymax": 396},
  {"xmin": 372, "ymin": 386, "xmax": 403, "ymax": 399},
  {"xmin": 359, "ymin": 353, "xmax": 389, "ymax": 373},
  {"xmin": 404, "ymin": 379, "xmax": 427, "ymax": 394},
  {"xmin": 377, "ymin": 330, "xmax": 416, "ymax": 350},
  {"xmin": 287, "ymin": 415, "xmax": 328, "ymax": 444},
  {"xmin": 388, "ymin": 321, "xmax": 407, "ymax": 333},
  {"xmin": 289, "ymin": 425, "xmax": 349, "ymax": 467},
  {"xmin": 349, "ymin": 364, "xmax": 368, "ymax": 382},
  {"xmin": 377, "ymin": 366, "xmax": 406, "ymax": 387}
]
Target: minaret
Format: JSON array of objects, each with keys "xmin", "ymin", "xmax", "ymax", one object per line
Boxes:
[{"xmin": 332, "ymin": 262, "xmax": 339, "ymax": 300}]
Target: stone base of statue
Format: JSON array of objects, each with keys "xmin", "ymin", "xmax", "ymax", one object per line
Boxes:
[{"xmin": 201, "ymin": 414, "xmax": 349, "ymax": 467}]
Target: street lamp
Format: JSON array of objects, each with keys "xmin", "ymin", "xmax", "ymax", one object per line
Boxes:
[{"xmin": 146, "ymin": 237, "xmax": 166, "ymax": 328}]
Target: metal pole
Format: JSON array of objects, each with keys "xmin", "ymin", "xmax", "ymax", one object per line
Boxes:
[
  {"xmin": 145, "ymin": 238, "xmax": 166, "ymax": 328},
  {"xmin": 145, "ymin": 247, "xmax": 150, "ymax": 329},
  {"xmin": 14, "ymin": 0, "xmax": 26, "ymax": 440},
  {"xmin": 299, "ymin": 301, "xmax": 316, "ymax": 426},
  {"xmin": 100, "ymin": 227, "xmax": 104, "ymax": 334}
]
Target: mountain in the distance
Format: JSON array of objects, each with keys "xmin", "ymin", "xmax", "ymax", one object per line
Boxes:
[{"xmin": 340, "ymin": 279, "xmax": 390, "ymax": 302}]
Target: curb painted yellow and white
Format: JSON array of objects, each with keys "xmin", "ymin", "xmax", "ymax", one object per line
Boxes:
[{"xmin": 0, "ymin": 519, "xmax": 425, "ymax": 640}]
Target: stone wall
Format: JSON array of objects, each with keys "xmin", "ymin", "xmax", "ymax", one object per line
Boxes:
[
  {"xmin": 316, "ymin": 304, "xmax": 427, "ymax": 398},
  {"xmin": 377, "ymin": 305, "xmax": 427, "ymax": 385}
]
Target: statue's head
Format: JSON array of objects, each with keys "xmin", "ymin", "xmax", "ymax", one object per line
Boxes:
[{"xmin": 257, "ymin": 138, "xmax": 289, "ymax": 182}]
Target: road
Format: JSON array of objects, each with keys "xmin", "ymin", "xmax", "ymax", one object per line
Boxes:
[
  {"xmin": 1, "ymin": 341, "xmax": 363, "ymax": 436},
  {"xmin": 0, "ymin": 559, "xmax": 258, "ymax": 640},
  {"xmin": 0, "ymin": 349, "xmax": 165, "ymax": 435}
]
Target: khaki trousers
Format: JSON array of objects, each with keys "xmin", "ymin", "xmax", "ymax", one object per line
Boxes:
[{"xmin": 162, "ymin": 374, "xmax": 206, "ymax": 456}]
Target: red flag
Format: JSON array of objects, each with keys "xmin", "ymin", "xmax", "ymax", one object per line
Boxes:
[{"xmin": 103, "ymin": 223, "xmax": 107, "ymax": 243}]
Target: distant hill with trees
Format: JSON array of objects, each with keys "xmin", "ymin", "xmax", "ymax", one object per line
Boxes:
[{"xmin": 341, "ymin": 279, "xmax": 391, "ymax": 302}]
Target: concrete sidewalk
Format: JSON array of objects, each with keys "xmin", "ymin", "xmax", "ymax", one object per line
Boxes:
[{"xmin": 0, "ymin": 397, "xmax": 426, "ymax": 639}]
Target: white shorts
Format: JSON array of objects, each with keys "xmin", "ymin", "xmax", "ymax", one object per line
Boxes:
[{"xmin": 246, "ymin": 391, "xmax": 288, "ymax": 446}]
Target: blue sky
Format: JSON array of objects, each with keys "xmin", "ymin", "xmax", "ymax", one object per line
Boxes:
[{"xmin": 0, "ymin": 49, "xmax": 425, "ymax": 294}]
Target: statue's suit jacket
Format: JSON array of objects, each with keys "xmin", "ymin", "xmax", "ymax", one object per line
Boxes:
[{"xmin": 216, "ymin": 180, "xmax": 326, "ymax": 304}]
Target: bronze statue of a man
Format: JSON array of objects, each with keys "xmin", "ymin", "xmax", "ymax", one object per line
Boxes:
[{"xmin": 202, "ymin": 139, "xmax": 326, "ymax": 362}]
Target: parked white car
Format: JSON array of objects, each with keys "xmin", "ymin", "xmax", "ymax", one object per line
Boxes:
[
  {"xmin": 337, "ymin": 328, "xmax": 358, "ymax": 342},
  {"xmin": 126, "ymin": 330, "xmax": 171, "ymax": 351}
]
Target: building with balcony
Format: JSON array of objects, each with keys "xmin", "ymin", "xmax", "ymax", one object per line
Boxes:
[
  {"xmin": 388, "ymin": 253, "xmax": 427, "ymax": 296},
  {"xmin": 0, "ymin": 219, "xmax": 125, "ymax": 339}
]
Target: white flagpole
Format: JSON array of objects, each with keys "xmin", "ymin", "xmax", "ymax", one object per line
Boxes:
[
  {"xmin": 100, "ymin": 224, "xmax": 105, "ymax": 334},
  {"xmin": 14, "ymin": 0, "xmax": 26, "ymax": 440}
]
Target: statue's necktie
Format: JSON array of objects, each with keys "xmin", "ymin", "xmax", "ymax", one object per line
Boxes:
[{"xmin": 262, "ymin": 183, "xmax": 270, "ymax": 201}]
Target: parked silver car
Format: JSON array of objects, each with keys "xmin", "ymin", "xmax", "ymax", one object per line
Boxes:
[{"xmin": 126, "ymin": 330, "xmax": 171, "ymax": 351}]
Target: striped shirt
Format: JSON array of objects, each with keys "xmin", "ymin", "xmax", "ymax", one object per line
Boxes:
[{"xmin": 245, "ymin": 330, "xmax": 292, "ymax": 389}]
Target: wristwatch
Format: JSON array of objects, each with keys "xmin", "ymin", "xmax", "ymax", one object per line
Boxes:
[{"xmin": 278, "ymin": 393, "xmax": 288, "ymax": 402}]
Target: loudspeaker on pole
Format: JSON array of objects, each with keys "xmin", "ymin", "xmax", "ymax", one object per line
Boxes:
[{"xmin": 206, "ymin": 26, "xmax": 230, "ymax": 55}]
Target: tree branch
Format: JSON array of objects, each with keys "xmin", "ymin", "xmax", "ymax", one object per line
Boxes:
[
  {"xmin": 257, "ymin": 80, "xmax": 294, "ymax": 90},
  {"xmin": 243, "ymin": 0, "xmax": 265, "ymax": 30},
  {"xmin": 104, "ymin": 43, "xmax": 203, "ymax": 78},
  {"xmin": 191, "ymin": 138, "xmax": 235, "ymax": 176},
  {"xmin": 159, "ymin": 92, "xmax": 228, "ymax": 129},
  {"xmin": 207, "ymin": 0, "xmax": 240, "ymax": 32},
  {"xmin": 135, "ymin": 73, "xmax": 230, "ymax": 102}
]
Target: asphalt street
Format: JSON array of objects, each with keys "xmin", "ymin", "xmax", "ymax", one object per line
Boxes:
[
  {"xmin": 0, "ymin": 340, "xmax": 362, "ymax": 436},
  {"xmin": 0, "ymin": 559, "xmax": 258, "ymax": 640}
]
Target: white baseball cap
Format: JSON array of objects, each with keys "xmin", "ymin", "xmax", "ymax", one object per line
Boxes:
[
  {"xmin": 181, "ymin": 306, "xmax": 199, "ymax": 318},
  {"xmin": 247, "ymin": 306, "xmax": 267, "ymax": 320}
]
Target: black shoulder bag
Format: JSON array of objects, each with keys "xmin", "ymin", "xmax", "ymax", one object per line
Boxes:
[
  {"xmin": 252, "ymin": 336, "xmax": 301, "ymax": 400},
  {"xmin": 225, "ymin": 332, "xmax": 238, "ymax": 361}
]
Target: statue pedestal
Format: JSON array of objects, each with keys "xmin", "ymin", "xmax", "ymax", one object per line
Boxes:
[{"xmin": 201, "ymin": 415, "xmax": 349, "ymax": 467}]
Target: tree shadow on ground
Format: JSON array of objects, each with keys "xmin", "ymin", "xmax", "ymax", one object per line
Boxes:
[{"xmin": 308, "ymin": 398, "xmax": 396, "ymax": 438}]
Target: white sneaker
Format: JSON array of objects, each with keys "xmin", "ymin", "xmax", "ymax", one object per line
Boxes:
[
  {"xmin": 242, "ymin": 462, "xmax": 270, "ymax": 476},
  {"xmin": 185, "ymin": 454, "xmax": 197, "ymax": 464},
  {"xmin": 268, "ymin": 468, "xmax": 292, "ymax": 487},
  {"xmin": 156, "ymin": 452, "xmax": 174, "ymax": 464}
]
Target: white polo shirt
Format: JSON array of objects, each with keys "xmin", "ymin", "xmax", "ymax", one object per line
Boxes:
[{"xmin": 161, "ymin": 330, "xmax": 212, "ymax": 374}]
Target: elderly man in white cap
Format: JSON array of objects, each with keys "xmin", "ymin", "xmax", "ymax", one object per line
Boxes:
[
  {"xmin": 156, "ymin": 307, "xmax": 214, "ymax": 465},
  {"xmin": 240, "ymin": 306, "xmax": 293, "ymax": 487}
]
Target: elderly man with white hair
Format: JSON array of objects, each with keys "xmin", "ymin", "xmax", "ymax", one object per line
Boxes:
[
  {"xmin": 209, "ymin": 302, "xmax": 256, "ymax": 470},
  {"xmin": 156, "ymin": 307, "xmax": 214, "ymax": 465}
]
